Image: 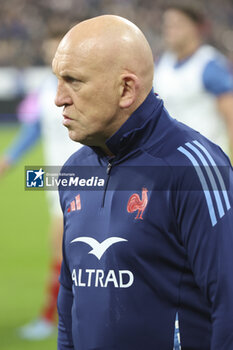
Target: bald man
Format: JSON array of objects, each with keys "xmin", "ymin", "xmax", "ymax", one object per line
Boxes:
[{"xmin": 53, "ymin": 15, "xmax": 233, "ymax": 350}]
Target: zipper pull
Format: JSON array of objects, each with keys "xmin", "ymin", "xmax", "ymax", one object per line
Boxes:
[{"xmin": 107, "ymin": 162, "xmax": 112, "ymax": 175}]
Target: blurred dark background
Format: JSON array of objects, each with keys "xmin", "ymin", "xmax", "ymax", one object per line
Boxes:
[
  {"xmin": 0, "ymin": 0, "xmax": 232, "ymax": 123},
  {"xmin": 0, "ymin": 0, "xmax": 232, "ymax": 67}
]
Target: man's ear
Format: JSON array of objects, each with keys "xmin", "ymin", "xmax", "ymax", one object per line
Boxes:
[{"xmin": 119, "ymin": 73, "xmax": 140, "ymax": 109}]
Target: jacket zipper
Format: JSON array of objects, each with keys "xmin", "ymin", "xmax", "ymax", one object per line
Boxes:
[{"xmin": 101, "ymin": 161, "xmax": 113, "ymax": 207}]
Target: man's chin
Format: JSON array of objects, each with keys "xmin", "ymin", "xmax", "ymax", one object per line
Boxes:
[{"xmin": 68, "ymin": 130, "xmax": 87, "ymax": 145}]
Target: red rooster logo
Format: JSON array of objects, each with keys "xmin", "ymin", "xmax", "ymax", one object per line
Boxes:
[{"xmin": 127, "ymin": 188, "xmax": 148, "ymax": 220}]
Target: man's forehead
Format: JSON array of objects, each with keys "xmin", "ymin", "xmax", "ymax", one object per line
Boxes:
[
  {"xmin": 60, "ymin": 32, "xmax": 103, "ymax": 54},
  {"xmin": 53, "ymin": 51, "xmax": 82, "ymax": 75},
  {"xmin": 53, "ymin": 35, "xmax": 112, "ymax": 75},
  {"xmin": 53, "ymin": 48, "xmax": 103, "ymax": 80}
]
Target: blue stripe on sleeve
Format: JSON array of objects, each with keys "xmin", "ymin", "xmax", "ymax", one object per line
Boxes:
[
  {"xmin": 193, "ymin": 140, "xmax": 231, "ymax": 210},
  {"xmin": 185, "ymin": 142, "xmax": 225, "ymax": 218},
  {"xmin": 177, "ymin": 146, "xmax": 217, "ymax": 226}
]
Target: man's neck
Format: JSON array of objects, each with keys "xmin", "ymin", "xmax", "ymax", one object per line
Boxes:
[{"xmin": 100, "ymin": 144, "xmax": 115, "ymax": 157}]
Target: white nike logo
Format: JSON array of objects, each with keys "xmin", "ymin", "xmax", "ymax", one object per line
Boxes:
[{"xmin": 70, "ymin": 236, "xmax": 127, "ymax": 260}]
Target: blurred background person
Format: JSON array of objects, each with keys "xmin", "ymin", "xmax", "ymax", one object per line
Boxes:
[
  {"xmin": 154, "ymin": 1, "xmax": 233, "ymax": 157},
  {"xmin": 0, "ymin": 31, "xmax": 82, "ymax": 340}
]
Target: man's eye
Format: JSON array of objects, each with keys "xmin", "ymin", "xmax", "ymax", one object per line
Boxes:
[{"xmin": 64, "ymin": 76, "xmax": 79, "ymax": 83}]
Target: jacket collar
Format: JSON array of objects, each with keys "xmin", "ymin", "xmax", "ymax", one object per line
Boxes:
[{"xmin": 105, "ymin": 89, "xmax": 163, "ymax": 158}]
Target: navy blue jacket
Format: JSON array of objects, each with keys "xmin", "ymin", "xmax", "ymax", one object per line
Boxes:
[{"xmin": 58, "ymin": 90, "xmax": 233, "ymax": 349}]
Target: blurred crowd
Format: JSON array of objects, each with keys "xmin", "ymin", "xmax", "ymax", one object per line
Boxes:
[{"xmin": 0, "ymin": 0, "xmax": 233, "ymax": 67}]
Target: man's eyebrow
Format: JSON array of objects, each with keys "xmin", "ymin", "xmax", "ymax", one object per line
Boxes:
[
  {"xmin": 51, "ymin": 69, "xmax": 73, "ymax": 79},
  {"xmin": 62, "ymin": 70, "xmax": 86, "ymax": 80},
  {"xmin": 60, "ymin": 72, "xmax": 76, "ymax": 78},
  {"xmin": 57, "ymin": 69, "xmax": 73, "ymax": 77}
]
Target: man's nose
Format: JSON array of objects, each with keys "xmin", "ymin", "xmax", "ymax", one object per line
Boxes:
[{"xmin": 54, "ymin": 81, "xmax": 72, "ymax": 107}]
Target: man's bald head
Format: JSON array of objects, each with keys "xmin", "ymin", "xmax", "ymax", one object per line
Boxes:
[
  {"xmin": 52, "ymin": 15, "xmax": 154, "ymax": 153},
  {"xmin": 57, "ymin": 15, "xmax": 154, "ymax": 100}
]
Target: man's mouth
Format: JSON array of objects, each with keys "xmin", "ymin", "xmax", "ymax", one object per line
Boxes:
[
  {"xmin": 63, "ymin": 114, "xmax": 72, "ymax": 120},
  {"xmin": 62, "ymin": 114, "xmax": 74, "ymax": 126}
]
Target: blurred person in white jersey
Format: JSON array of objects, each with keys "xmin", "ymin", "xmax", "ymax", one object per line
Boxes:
[
  {"xmin": 0, "ymin": 31, "xmax": 82, "ymax": 339},
  {"xmin": 154, "ymin": 1, "xmax": 233, "ymax": 157}
]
